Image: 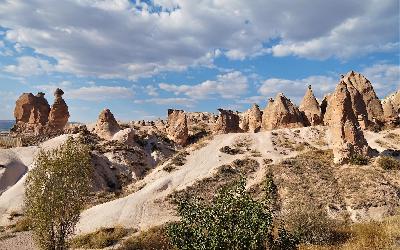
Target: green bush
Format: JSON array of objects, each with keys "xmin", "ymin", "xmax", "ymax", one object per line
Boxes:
[
  {"xmin": 377, "ymin": 156, "xmax": 400, "ymax": 170},
  {"xmin": 167, "ymin": 178, "xmax": 297, "ymax": 250},
  {"xmin": 71, "ymin": 227, "xmax": 130, "ymax": 248},
  {"xmin": 349, "ymin": 154, "xmax": 369, "ymax": 165},
  {"xmin": 25, "ymin": 137, "xmax": 93, "ymax": 250},
  {"xmin": 118, "ymin": 226, "xmax": 173, "ymax": 250}
]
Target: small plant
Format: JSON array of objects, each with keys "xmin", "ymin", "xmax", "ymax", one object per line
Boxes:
[
  {"xmin": 349, "ymin": 154, "xmax": 369, "ymax": 165},
  {"xmin": 71, "ymin": 227, "xmax": 131, "ymax": 248},
  {"xmin": 250, "ymin": 149, "xmax": 262, "ymax": 157},
  {"xmin": 163, "ymin": 164, "xmax": 176, "ymax": 172},
  {"xmin": 163, "ymin": 151, "xmax": 189, "ymax": 172},
  {"xmin": 376, "ymin": 156, "xmax": 400, "ymax": 170},
  {"xmin": 263, "ymin": 158, "xmax": 273, "ymax": 165},
  {"xmin": 118, "ymin": 226, "xmax": 173, "ymax": 250},
  {"xmin": 219, "ymin": 145, "xmax": 243, "ymax": 155},
  {"xmin": 12, "ymin": 217, "xmax": 31, "ymax": 232}
]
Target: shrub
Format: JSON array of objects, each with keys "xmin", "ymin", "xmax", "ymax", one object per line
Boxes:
[
  {"xmin": 12, "ymin": 217, "xmax": 31, "ymax": 232},
  {"xmin": 25, "ymin": 137, "xmax": 93, "ymax": 250},
  {"xmin": 376, "ymin": 156, "xmax": 400, "ymax": 170},
  {"xmin": 71, "ymin": 227, "xmax": 130, "ymax": 248},
  {"xmin": 118, "ymin": 226, "xmax": 173, "ymax": 250},
  {"xmin": 349, "ymin": 154, "xmax": 369, "ymax": 165},
  {"xmin": 219, "ymin": 145, "xmax": 243, "ymax": 155}
]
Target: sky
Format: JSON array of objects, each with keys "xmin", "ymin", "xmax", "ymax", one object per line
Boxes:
[{"xmin": 0, "ymin": 0, "xmax": 399, "ymax": 122}]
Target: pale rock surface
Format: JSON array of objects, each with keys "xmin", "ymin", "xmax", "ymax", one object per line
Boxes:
[
  {"xmin": 240, "ymin": 104, "xmax": 262, "ymax": 132},
  {"xmin": 166, "ymin": 109, "xmax": 188, "ymax": 146},
  {"xmin": 48, "ymin": 88, "xmax": 69, "ymax": 130},
  {"xmin": 214, "ymin": 109, "xmax": 241, "ymax": 133},
  {"xmin": 94, "ymin": 109, "xmax": 121, "ymax": 140},
  {"xmin": 299, "ymin": 85, "xmax": 322, "ymax": 126}
]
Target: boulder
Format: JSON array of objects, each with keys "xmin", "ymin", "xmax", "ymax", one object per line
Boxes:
[
  {"xmin": 48, "ymin": 88, "xmax": 70, "ymax": 130},
  {"xmin": 166, "ymin": 109, "xmax": 188, "ymax": 146},
  {"xmin": 299, "ymin": 85, "xmax": 322, "ymax": 126},
  {"xmin": 94, "ymin": 109, "xmax": 121, "ymax": 140},
  {"xmin": 240, "ymin": 104, "xmax": 262, "ymax": 132},
  {"xmin": 214, "ymin": 109, "xmax": 241, "ymax": 134},
  {"xmin": 327, "ymin": 81, "xmax": 372, "ymax": 164},
  {"xmin": 261, "ymin": 93, "xmax": 306, "ymax": 131}
]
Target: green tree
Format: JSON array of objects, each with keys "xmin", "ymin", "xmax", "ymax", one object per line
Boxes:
[{"xmin": 25, "ymin": 137, "xmax": 93, "ymax": 250}]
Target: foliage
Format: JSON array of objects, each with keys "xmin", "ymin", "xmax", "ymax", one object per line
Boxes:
[
  {"xmin": 376, "ymin": 156, "xmax": 400, "ymax": 170},
  {"xmin": 25, "ymin": 137, "xmax": 93, "ymax": 250},
  {"xmin": 219, "ymin": 145, "xmax": 243, "ymax": 155},
  {"xmin": 12, "ymin": 217, "xmax": 31, "ymax": 232},
  {"xmin": 71, "ymin": 227, "xmax": 130, "ymax": 248},
  {"xmin": 167, "ymin": 177, "xmax": 297, "ymax": 250},
  {"xmin": 348, "ymin": 154, "xmax": 369, "ymax": 165},
  {"xmin": 118, "ymin": 225, "xmax": 174, "ymax": 250}
]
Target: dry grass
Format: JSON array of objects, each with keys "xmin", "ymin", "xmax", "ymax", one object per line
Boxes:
[
  {"xmin": 118, "ymin": 225, "xmax": 174, "ymax": 250},
  {"xmin": 376, "ymin": 156, "xmax": 400, "ymax": 170},
  {"xmin": 70, "ymin": 226, "xmax": 132, "ymax": 248},
  {"xmin": 163, "ymin": 151, "xmax": 189, "ymax": 172}
]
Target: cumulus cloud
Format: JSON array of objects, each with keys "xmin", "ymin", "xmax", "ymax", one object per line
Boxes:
[
  {"xmin": 4, "ymin": 56, "xmax": 55, "ymax": 76},
  {"xmin": 134, "ymin": 97, "xmax": 194, "ymax": 106},
  {"xmin": 36, "ymin": 83, "xmax": 134, "ymax": 101},
  {"xmin": 362, "ymin": 63, "xmax": 400, "ymax": 98},
  {"xmin": 159, "ymin": 71, "xmax": 248, "ymax": 99},
  {"xmin": 0, "ymin": 0, "xmax": 397, "ymax": 79}
]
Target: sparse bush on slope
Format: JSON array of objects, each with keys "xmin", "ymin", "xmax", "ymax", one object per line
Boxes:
[
  {"xmin": 376, "ymin": 156, "xmax": 400, "ymax": 170},
  {"xmin": 25, "ymin": 137, "xmax": 93, "ymax": 250}
]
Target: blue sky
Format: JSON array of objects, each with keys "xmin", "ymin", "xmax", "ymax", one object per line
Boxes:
[{"xmin": 0, "ymin": 0, "xmax": 399, "ymax": 122}]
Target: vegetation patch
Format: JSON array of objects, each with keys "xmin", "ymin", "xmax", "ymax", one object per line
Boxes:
[
  {"xmin": 71, "ymin": 227, "xmax": 132, "ymax": 249},
  {"xmin": 376, "ymin": 156, "xmax": 400, "ymax": 170},
  {"xmin": 163, "ymin": 151, "xmax": 189, "ymax": 172},
  {"xmin": 118, "ymin": 225, "xmax": 173, "ymax": 250},
  {"xmin": 12, "ymin": 217, "xmax": 31, "ymax": 232},
  {"xmin": 219, "ymin": 145, "xmax": 243, "ymax": 155},
  {"xmin": 349, "ymin": 154, "xmax": 369, "ymax": 165}
]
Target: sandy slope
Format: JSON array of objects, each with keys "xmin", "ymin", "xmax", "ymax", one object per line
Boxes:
[{"xmin": 76, "ymin": 127, "xmax": 329, "ymax": 234}]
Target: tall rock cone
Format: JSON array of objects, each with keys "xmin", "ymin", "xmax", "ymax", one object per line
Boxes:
[
  {"xmin": 48, "ymin": 88, "xmax": 70, "ymax": 130},
  {"xmin": 166, "ymin": 109, "xmax": 188, "ymax": 146},
  {"xmin": 325, "ymin": 71, "xmax": 383, "ymax": 129},
  {"xmin": 240, "ymin": 104, "xmax": 262, "ymax": 132},
  {"xmin": 261, "ymin": 94, "xmax": 306, "ymax": 131},
  {"xmin": 299, "ymin": 85, "xmax": 322, "ymax": 126},
  {"xmin": 328, "ymin": 81, "xmax": 371, "ymax": 164},
  {"xmin": 94, "ymin": 109, "xmax": 121, "ymax": 140}
]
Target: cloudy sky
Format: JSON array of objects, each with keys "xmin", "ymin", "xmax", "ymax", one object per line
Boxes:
[{"xmin": 0, "ymin": 0, "xmax": 399, "ymax": 122}]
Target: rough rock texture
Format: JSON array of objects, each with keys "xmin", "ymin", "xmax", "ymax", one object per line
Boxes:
[
  {"xmin": 94, "ymin": 109, "xmax": 121, "ymax": 140},
  {"xmin": 261, "ymin": 93, "xmax": 306, "ymax": 131},
  {"xmin": 12, "ymin": 92, "xmax": 50, "ymax": 134},
  {"xmin": 214, "ymin": 109, "xmax": 241, "ymax": 134},
  {"xmin": 48, "ymin": 88, "xmax": 69, "ymax": 130},
  {"xmin": 383, "ymin": 100, "xmax": 397, "ymax": 120},
  {"xmin": 384, "ymin": 91, "xmax": 400, "ymax": 115},
  {"xmin": 240, "ymin": 104, "xmax": 262, "ymax": 132},
  {"xmin": 324, "ymin": 71, "xmax": 384, "ymax": 129},
  {"xmin": 299, "ymin": 85, "xmax": 322, "ymax": 126},
  {"xmin": 166, "ymin": 109, "xmax": 188, "ymax": 146},
  {"xmin": 327, "ymin": 81, "xmax": 372, "ymax": 164}
]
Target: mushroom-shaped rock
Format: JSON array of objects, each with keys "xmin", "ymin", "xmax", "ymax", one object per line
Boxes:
[
  {"xmin": 214, "ymin": 109, "xmax": 241, "ymax": 134},
  {"xmin": 94, "ymin": 109, "xmax": 121, "ymax": 140},
  {"xmin": 48, "ymin": 88, "xmax": 70, "ymax": 130},
  {"xmin": 299, "ymin": 85, "xmax": 322, "ymax": 126},
  {"xmin": 261, "ymin": 93, "xmax": 306, "ymax": 131},
  {"xmin": 166, "ymin": 109, "xmax": 188, "ymax": 146},
  {"xmin": 327, "ymin": 81, "xmax": 372, "ymax": 164}
]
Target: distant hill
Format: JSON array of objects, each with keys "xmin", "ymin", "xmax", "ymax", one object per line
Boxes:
[{"xmin": 0, "ymin": 120, "xmax": 14, "ymax": 132}]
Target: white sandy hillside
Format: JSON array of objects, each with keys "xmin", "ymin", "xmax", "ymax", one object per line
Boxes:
[
  {"xmin": 76, "ymin": 126, "xmax": 331, "ymax": 234},
  {"xmin": 0, "ymin": 135, "xmax": 72, "ymax": 225}
]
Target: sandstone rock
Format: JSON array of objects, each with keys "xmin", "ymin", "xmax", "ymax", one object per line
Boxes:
[
  {"xmin": 112, "ymin": 128, "xmax": 136, "ymax": 146},
  {"xmin": 166, "ymin": 109, "xmax": 188, "ymax": 146},
  {"xmin": 261, "ymin": 93, "xmax": 306, "ymax": 131},
  {"xmin": 383, "ymin": 91, "xmax": 400, "ymax": 115},
  {"xmin": 12, "ymin": 92, "xmax": 50, "ymax": 133},
  {"xmin": 325, "ymin": 71, "xmax": 384, "ymax": 129},
  {"xmin": 94, "ymin": 109, "xmax": 121, "ymax": 140},
  {"xmin": 299, "ymin": 85, "xmax": 322, "ymax": 126},
  {"xmin": 48, "ymin": 88, "xmax": 69, "ymax": 130},
  {"xmin": 327, "ymin": 81, "xmax": 371, "ymax": 164},
  {"xmin": 214, "ymin": 109, "xmax": 241, "ymax": 134},
  {"xmin": 240, "ymin": 104, "xmax": 262, "ymax": 132}
]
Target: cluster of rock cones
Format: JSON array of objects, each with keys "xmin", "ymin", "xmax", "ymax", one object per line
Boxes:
[{"xmin": 10, "ymin": 71, "xmax": 399, "ymax": 165}]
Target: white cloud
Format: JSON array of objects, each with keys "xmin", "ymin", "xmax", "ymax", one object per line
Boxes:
[
  {"xmin": 362, "ymin": 63, "xmax": 400, "ymax": 98},
  {"xmin": 35, "ymin": 83, "xmax": 134, "ymax": 101},
  {"xmin": 134, "ymin": 97, "xmax": 194, "ymax": 106},
  {"xmin": 3, "ymin": 56, "xmax": 54, "ymax": 76},
  {"xmin": 0, "ymin": 0, "xmax": 397, "ymax": 79},
  {"xmin": 159, "ymin": 71, "xmax": 248, "ymax": 99}
]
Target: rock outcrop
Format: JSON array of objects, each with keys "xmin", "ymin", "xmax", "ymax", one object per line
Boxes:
[
  {"xmin": 48, "ymin": 88, "xmax": 70, "ymax": 130},
  {"xmin": 261, "ymin": 93, "xmax": 306, "ymax": 131},
  {"xmin": 383, "ymin": 91, "xmax": 400, "ymax": 115},
  {"xmin": 12, "ymin": 92, "xmax": 51, "ymax": 134},
  {"xmin": 166, "ymin": 109, "xmax": 188, "ymax": 146},
  {"xmin": 324, "ymin": 71, "xmax": 384, "ymax": 129},
  {"xmin": 214, "ymin": 109, "xmax": 241, "ymax": 134},
  {"xmin": 240, "ymin": 104, "xmax": 262, "ymax": 132},
  {"xmin": 299, "ymin": 85, "xmax": 322, "ymax": 126},
  {"xmin": 327, "ymin": 81, "xmax": 371, "ymax": 164},
  {"xmin": 94, "ymin": 109, "xmax": 121, "ymax": 140}
]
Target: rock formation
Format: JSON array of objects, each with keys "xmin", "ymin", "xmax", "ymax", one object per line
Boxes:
[
  {"xmin": 383, "ymin": 91, "xmax": 400, "ymax": 115},
  {"xmin": 12, "ymin": 92, "xmax": 51, "ymax": 134},
  {"xmin": 261, "ymin": 93, "xmax": 306, "ymax": 131},
  {"xmin": 214, "ymin": 109, "xmax": 241, "ymax": 134},
  {"xmin": 240, "ymin": 104, "xmax": 262, "ymax": 132},
  {"xmin": 48, "ymin": 88, "xmax": 70, "ymax": 130},
  {"xmin": 94, "ymin": 109, "xmax": 121, "ymax": 140},
  {"xmin": 327, "ymin": 81, "xmax": 371, "ymax": 164},
  {"xmin": 166, "ymin": 109, "xmax": 188, "ymax": 146},
  {"xmin": 299, "ymin": 85, "xmax": 322, "ymax": 126},
  {"xmin": 324, "ymin": 71, "xmax": 384, "ymax": 129}
]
